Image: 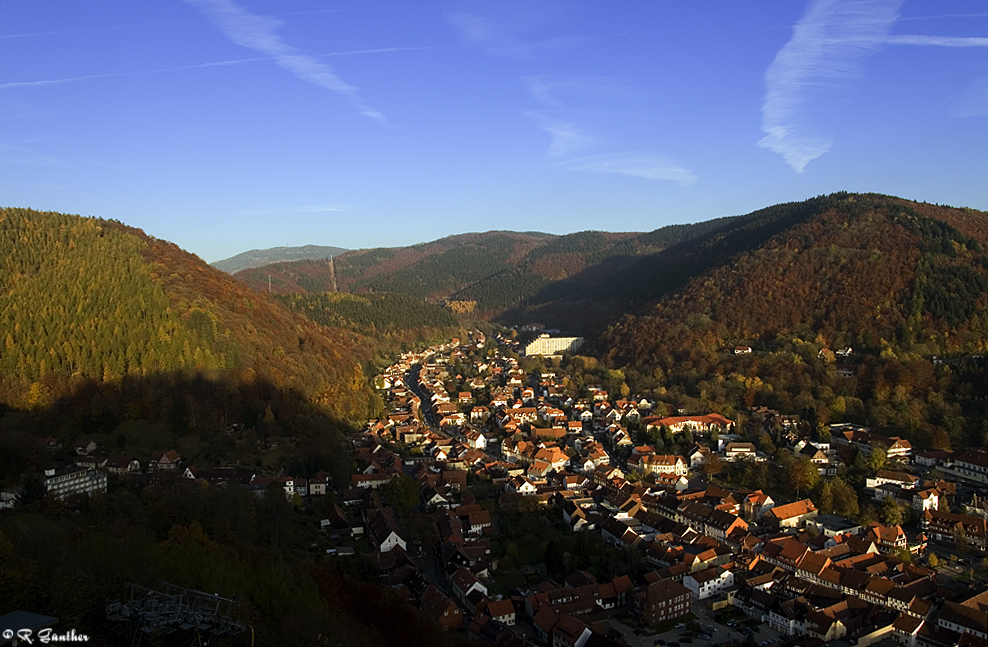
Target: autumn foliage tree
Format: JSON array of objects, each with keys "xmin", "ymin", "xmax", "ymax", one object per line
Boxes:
[{"xmin": 787, "ymin": 456, "xmax": 820, "ymax": 498}]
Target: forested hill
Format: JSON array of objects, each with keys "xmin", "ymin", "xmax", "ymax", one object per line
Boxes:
[
  {"xmin": 600, "ymin": 192, "xmax": 988, "ymax": 367},
  {"xmin": 234, "ymin": 219, "xmax": 740, "ymax": 317},
  {"xmin": 277, "ymin": 292, "xmax": 458, "ymax": 333},
  {"xmin": 587, "ymin": 193, "xmax": 988, "ymax": 458},
  {"xmin": 228, "ymin": 194, "xmax": 988, "ymax": 348},
  {"xmin": 211, "ymin": 244, "xmax": 348, "ymax": 274},
  {"xmin": 233, "ymin": 231, "xmax": 557, "ymax": 299},
  {"xmin": 0, "ymin": 208, "xmax": 374, "ymax": 420}
]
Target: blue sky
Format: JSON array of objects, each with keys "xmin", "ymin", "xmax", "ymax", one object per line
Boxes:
[{"xmin": 1, "ymin": 0, "xmax": 987, "ymax": 263}]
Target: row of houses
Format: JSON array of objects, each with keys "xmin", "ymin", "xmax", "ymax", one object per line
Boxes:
[{"xmin": 917, "ymin": 448, "xmax": 988, "ymax": 487}]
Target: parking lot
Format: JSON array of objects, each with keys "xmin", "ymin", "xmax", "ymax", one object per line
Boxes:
[
  {"xmin": 684, "ymin": 604, "xmax": 785, "ymax": 647},
  {"xmin": 609, "ymin": 606, "xmax": 785, "ymax": 647}
]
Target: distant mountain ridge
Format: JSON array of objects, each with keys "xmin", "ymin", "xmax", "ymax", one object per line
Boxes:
[
  {"xmin": 233, "ymin": 231, "xmax": 558, "ymax": 301},
  {"xmin": 230, "ymin": 194, "xmax": 988, "ymax": 356},
  {"xmin": 233, "ymin": 220, "xmax": 739, "ymax": 317},
  {"xmin": 212, "ymin": 244, "xmax": 348, "ymax": 274}
]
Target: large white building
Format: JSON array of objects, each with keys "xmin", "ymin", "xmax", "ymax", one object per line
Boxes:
[
  {"xmin": 44, "ymin": 465, "xmax": 107, "ymax": 500},
  {"xmin": 524, "ymin": 334, "xmax": 584, "ymax": 357}
]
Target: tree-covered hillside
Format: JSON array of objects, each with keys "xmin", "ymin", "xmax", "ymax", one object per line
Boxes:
[
  {"xmin": 211, "ymin": 244, "xmax": 348, "ymax": 274},
  {"xmin": 277, "ymin": 292, "xmax": 458, "ymax": 333},
  {"xmin": 603, "ymin": 194, "xmax": 988, "ymax": 364},
  {"xmin": 0, "ymin": 208, "xmax": 374, "ymax": 420},
  {"xmin": 235, "ymin": 231, "xmax": 556, "ymax": 298},
  {"xmin": 594, "ymin": 193, "xmax": 988, "ymax": 453},
  {"xmin": 234, "ymin": 219, "xmax": 743, "ymax": 318}
]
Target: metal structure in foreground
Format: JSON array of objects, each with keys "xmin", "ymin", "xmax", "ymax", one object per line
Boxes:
[{"xmin": 107, "ymin": 582, "xmax": 246, "ymax": 646}]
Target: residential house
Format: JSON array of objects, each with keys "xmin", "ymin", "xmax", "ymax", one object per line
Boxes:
[
  {"xmin": 470, "ymin": 406, "xmax": 490, "ymax": 423},
  {"xmin": 937, "ymin": 601, "xmax": 988, "ymax": 641},
  {"xmin": 551, "ymin": 615, "xmax": 592, "ymax": 647},
  {"xmin": 250, "ymin": 475, "xmax": 296, "ymax": 500},
  {"xmin": 633, "ymin": 579, "xmax": 692, "ymax": 628},
  {"xmin": 947, "ymin": 449, "xmax": 988, "ymax": 486},
  {"xmin": 769, "ymin": 598, "xmax": 806, "ymax": 636},
  {"xmin": 507, "ymin": 476, "xmax": 538, "ymax": 496},
  {"xmin": 865, "ymin": 522, "xmax": 907, "ymax": 554},
  {"xmin": 797, "ymin": 444, "xmax": 829, "ymax": 465},
  {"xmin": 891, "ymin": 614, "xmax": 924, "ymax": 647},
  {"xmin": 451, "ymin": 567, "xmax": 488, "ymax": 607},
  {"xmin": 830, "ymin": 425, "xmax": 912, "ymax": 461},
  {"xmin": 102, "ymin": 455, "xmax": 141, "ymax": 476},
  {"xmin": 350, "ymin": 473, "xmax": 393, "ymax": 489},
  {"xmin": 367, "ymin": 507, "xmax": 407, "ymax": 553},
  {"xmin": 911, "ymin": 487, "xmax": 940, "ymax": 513},
  {"xmin": 319, "ymin": 503, "xmax": 352, "ymax": 539},
  {"xmin": 724, "ymin": 442, "xmax": 756, "ymax": 462},
  {"xmin": 73, "ymin": 439, "xmax": 97, "ymax": 456},
  {"xmin": 484, "ymin": 598, "xmax": 516, "ymax": 626},
  {"xmin": 308, "ymin": 471, "xmax": 332, "ymax": 496},
  {"xmin": 420, "ymin": 584, "xmax": 463, "ymax": 631},
  {"xmin": 742, "ymin": 490, "xmax": 775, "ymax": 521},
  {"xmin": 921, "ymin": 509, "xmax": 987, "ymax": 551},
  {"xmin": 805, "ymin": 514, "xmax": 860, "ymax": 538},
  {"xmin": 148, "ymin": 450, "xmax": 181, "ymax": 472},
  {"xmin": 763, "ymin": 499, "xmax": 818, "ymax": 530},
  {"xmin": 683, "ymin": 565, "xmax": 734, "ymax": 601},
  {"xmin": 688, "ymin": 444, "xmax": 712, "ymax": 469},
  {"xmin": 642, "ymin": 414, "xmax": 734, "ymax": 436},
  {"xmin": 637, "ymin": 454, "xmax": 688, "ymax": 477},
  {"xmin": 867, "ymin": 470, "xmax": 920, "ymax": 491}
]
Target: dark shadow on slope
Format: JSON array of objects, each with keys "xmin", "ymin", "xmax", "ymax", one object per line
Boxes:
[
  {"xmin": 498, "ymin": 193, "xmax": 853, "ymax": 335},
  {"xmin": 0, "ymin": 372, "xmax": 465, "ymax": 647},
  {"xmin": 13, "ymin": 371, "xmax": 358, "ymax": 490}
]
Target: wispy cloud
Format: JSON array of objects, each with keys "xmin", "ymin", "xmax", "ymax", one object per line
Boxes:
[
  {"xmin": 238, "ymin": 205, "xmax": 352, "ymax": 216},
  {"xmin": 955, "ymin": 75, "xmax": 988, "ymax": 117},
  {"xmin": 0, "ymin": 25, "xmax": 137, "ymax": 40},
  {"xmin": 523, "ymin": 74, "xmax": 695, "ymax": 184},
  {"xmin": 0, "ymin": 58, "xmax": 262, "ymax": 90},
  {"xmin": 323, "ymin": 45, "xmax": 439, "ymax": 57},
  {"xmin": 525, "ymin": 112, "xmax": 596, "ymax": 157},
  {"xmin": 556, "ymin": 153, "xmax": 697, "ymax": 185},
  {"xmin": 526, "ymin": 76, "xmax": 569, "ymax": 108},
  {"xmin": 886, "ymin": 35, "xmax": 988, "ymax": 47},
  {"xmin": 524, "ymin": 75, "xmax": 625, "ymax": 108},
  {"xmin": 760, "ymin": 1, "xmax": 988, "ymax": 172},
  {"xmin": 0, "ymin": 45, "xmax": 428, "ymax": 92},
  {"xmin": 0, "ymin": 142, "xmax": 67, "ymax": 167},
  {"xmin": 898, "ymin": 13, "xmax": 988, "ymax": 21},
  {"xmin": 183, "ymin": 0, "xmax": 386, "ymax": 123},
  {"xmin": 759, "ymin": 0, "xmax": 904, "ymax": 172},
  {"xmin": 92, "ymin": 161, "xmax": 136, "ymax": 170},
  {"xmin": 445, "ymin": 0, "xmax": 578, "ymax": 59}
]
